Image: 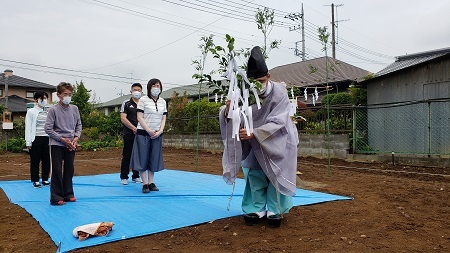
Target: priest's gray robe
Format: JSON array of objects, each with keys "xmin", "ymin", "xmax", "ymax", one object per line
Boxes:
[{"xmin": 219, "ymin": 81, "xmax": 299, "ymax": 196}]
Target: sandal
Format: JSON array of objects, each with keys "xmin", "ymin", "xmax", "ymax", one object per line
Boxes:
[
  {"xmin": 243, "ymin": 213, "xmax": 266, "ymax": 226},
  {"xmin": 51, "ymin": 200, "xmax": 65, "ymax": 206},
  {"xmin": 267, "ymin": 214, "xmax": 282, "ymax": 228}
]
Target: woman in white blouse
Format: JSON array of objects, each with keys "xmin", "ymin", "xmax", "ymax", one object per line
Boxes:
[
  {"xmin": 25, "ymin": 91, "xmax": 51, "ymax": 188},
  {"xmin": 130, "ymin": 78, "xmax": 167, "ymax": 193}
]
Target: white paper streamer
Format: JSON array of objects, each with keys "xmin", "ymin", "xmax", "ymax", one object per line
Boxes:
[
  {"xmin": 304, "ymin": 88, "xmax": 308, "ymax": 101},
  {"xmin": 314, "ymin": 87, "xmax": 319, "ymax": 101},
  {"xmin": 223, "ymin": 52, "xmax": 261, "ymax": 140}
]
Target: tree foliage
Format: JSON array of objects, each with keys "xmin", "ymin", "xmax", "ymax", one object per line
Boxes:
[
  {"xmin": 165, "ymin": 91, "xmax": 189, "ymax": 133},
  {"xmin": 183, "ymin": 98, "xmax": 221, "ymax": 133},
  {"xmin": 255, "ymin": 7, "xmax": 281, "ymax": 58},
  {"xmin": 166, "ymin": 97, "xmax": 221, "ymax": 134},
  {"xmin": 72, "ymin": 81, "xmax": 93, "ymax": 126}
]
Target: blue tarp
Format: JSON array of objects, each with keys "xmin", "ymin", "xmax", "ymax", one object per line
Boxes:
[{"xmin": 0, "ymin": 170, "xmax": 351, "ymax": 252}]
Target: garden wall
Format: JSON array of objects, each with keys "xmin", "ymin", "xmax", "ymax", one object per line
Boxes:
[{"xmin": 162, "ymin": 133, "xmax": 350, "ymax": 159}]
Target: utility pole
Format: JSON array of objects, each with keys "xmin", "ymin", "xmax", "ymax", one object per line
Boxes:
[
  {"xmin": 285, "ymin": 3, "xmax": 305, "ymax": 61},
  {"xmin": 326, "ymin": 3, "xmax": 345, "ymax": 59},
  {"xmin": 301, "ymin": 4, "xmax": 305, "ymax": 61},
  {"xmin": 128, "ymin": 71, "xmax": 133, "ymax": 84},
  {"xmin": 289, "ymin": 41, "xmax": 302, "ymax": 57},
  {"xmin": 331, "ymin": 3, "xmax": 335, "ymax": 59}
]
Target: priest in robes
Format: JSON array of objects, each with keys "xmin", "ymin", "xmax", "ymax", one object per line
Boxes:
[{"xmin": 219, "ymin": 46, "xmax": 299, "ymax": 228}]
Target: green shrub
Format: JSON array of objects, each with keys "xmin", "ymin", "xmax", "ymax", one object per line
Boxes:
[
  {"xmin": 80, "ymin": 140, "xmax": 106, "ymax": 151},
  {"xmin": 304, "ymin": 122, "xmax": 323, "ymax": 131},
  {"xmin": 0, "ymin": 138, "xmax": 25, "ymax": 153},
  {"xmin": 348, "ymin": 87, "xmax": 367, "ymax": 105},
  {"xmin": 166, "ymin": 98, "xmax": 221, "ymax": 134},
  {"xmin": 82, "ymin": 127, "xmax": 100, "ymax": 140},
  {"xmin": 183, "ymin": 99, "xmax": 221, "ymax": 133},
  {"xmin": 330, "ymin": 92, "xmax": 352, "ymax": 105},
  {"xmin": 14, "ymin": 117, "xmax": 26, "ymax": 139}
]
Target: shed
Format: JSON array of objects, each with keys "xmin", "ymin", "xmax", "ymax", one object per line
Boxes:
[{"xmin": 361, "ymin": 47, "xmax": 450, "ymax": 155}]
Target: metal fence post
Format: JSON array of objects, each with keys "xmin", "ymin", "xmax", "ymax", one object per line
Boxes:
[
  {"xmin": 352, "ymin": 106, "xmax": 356, "ymax": 154},
  {"xmin": 428, "ymin": 101, "xmax": 431, "ymax": 157}
]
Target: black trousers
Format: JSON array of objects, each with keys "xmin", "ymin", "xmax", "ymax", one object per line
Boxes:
[
  {"xmin": 120, "ymin": 134, "xmax": 140, "ymax": 179},
  {"xmin": 29, "ymin": 136, "xmax": 50, "ymax": 182},
  {"xmin": 50, "ymin": 145, "xmax": 75, "ymax": 203}
]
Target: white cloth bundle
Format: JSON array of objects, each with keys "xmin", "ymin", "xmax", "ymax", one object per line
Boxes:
[{"xmin": 72, "ymin": 222, "xmax": 114, "ymax": 241}]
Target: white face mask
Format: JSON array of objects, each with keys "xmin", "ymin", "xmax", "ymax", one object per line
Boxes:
[
  {"xmin": 62, "ymin": 96, "xmax": 72, "ymax": 105},
  {"xmin": 257, "ymin": 81, "xmax": 267, "ymax": 95},
  {"xmin": 132, "ymin": 91, "xmax": 142, "ymax": 99},
  {"xmin": 151, "ymin": 87, "xmax": 160, "ymax": 97},
  {"xmin": 38, "ymin": 99, "xmax": 48, "ymax": 107}
]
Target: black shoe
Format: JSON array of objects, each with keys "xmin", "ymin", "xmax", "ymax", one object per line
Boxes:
[
  {"xmin": 243, "ymin": 213, "xmax": 266, "ymax": 226},
  {"xmin": 267, "ymin": 214, "xmax": 282, "ymax": 228},
  {"xmin": 33, "ymin": 182, "xmax": 42, "ymax": 188},
  {"xmin": 148, "ymin": 183, "xmax": 159, "ymax": 191},
  {"xmin": 42, "ymin": 181, "xmax": 50, "ymax": 186},
  {"xmin": 142, "ymin": 184, "xmax": 150, "ymax": 194}
]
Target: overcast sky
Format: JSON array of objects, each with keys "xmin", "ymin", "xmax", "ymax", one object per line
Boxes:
[{"xmin": 1, "ymin": 0, "xmax": 449, "ymax": 102}]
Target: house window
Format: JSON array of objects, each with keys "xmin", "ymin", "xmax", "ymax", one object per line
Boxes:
[
  {"xmin": 26, "ymin": 91, "xmax": 35, "ymax": 98},
  {"xmin": 0, "ymin": 89, "xmax": 3, "ymax": 97}
]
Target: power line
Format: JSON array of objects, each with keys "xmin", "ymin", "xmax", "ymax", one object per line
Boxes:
[
  {"xmin": 0, "ymin": 58, "xmax": 135, "ymax": 80},
  {"xmin": 73, "ymin": 0, "xmax": 392, "ymax": 76},
  {"xmin": 303, "ymin": 20, "xmax": 394, "ymax": 63},
  {"xmin": 335, "ymin": 45, "xmax": 389, "ymax": 65},
  {"xmin": 77, "ymin": 0, "xmax": 303, "ymax": 71},
  {"xmin": 0, "ymin": 63, "xmax": 141, "ymax": 84}
]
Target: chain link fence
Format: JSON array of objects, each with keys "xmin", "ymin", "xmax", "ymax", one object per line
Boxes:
[
  {"xmin": 164, "ymin": 99, "xmax": 450, "ymax": 155},
  {"xmin": 354, "ymin": 99, "xmax": 450, "ymax": 155}
]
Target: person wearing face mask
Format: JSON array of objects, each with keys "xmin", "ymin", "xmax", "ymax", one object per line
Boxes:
[
  {"xmin": 45, "ymin": 82, "xmax": 82, "ymax": 206},
  {"xmin": 119, "ymin": 83, "xmax": 143, "ymax": 185},
  {"xmin": 25, "ymin": 91, "xmax": 51, "ymax": 188},
  {"xmin": 219, "ymin": 46, "xmax": 299, "ymax": 228},
  {"xmin": 130, "ymin": 78, "xmax": 167, "ymax": 193}
]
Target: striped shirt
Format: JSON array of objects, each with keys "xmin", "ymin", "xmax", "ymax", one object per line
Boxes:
[
  {"xmin": 136, "ymin": 95, "xmax": 167, "ymax": 131},
  {"xmin": 35, "ymin": 110, "xmax": 48, "ymax": 136}
]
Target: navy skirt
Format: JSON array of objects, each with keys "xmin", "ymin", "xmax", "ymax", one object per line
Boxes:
[{"xmin": 130, "ymin": 129, "xmax": 164, "ymax": 172}]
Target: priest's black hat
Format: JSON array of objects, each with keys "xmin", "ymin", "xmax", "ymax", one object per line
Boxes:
[{"xmin": 246, "ymin": 46, "xmax": 268, "ymax": 79}]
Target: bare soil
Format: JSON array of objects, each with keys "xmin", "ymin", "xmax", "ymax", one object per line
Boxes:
[{"xmin": 0, "ymin": 148, "xmax": 449, "ymax": 253}]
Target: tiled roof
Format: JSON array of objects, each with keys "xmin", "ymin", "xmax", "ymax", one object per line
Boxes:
[
  {"xmin": 0, "ymin": 75, "xmax": 56, "ymax": 90},
  {"xmin": 0, "ymin": 95, "xmax": 34, "ymax": 113},
  {"xmin": 269, "ymin": 56, "xmax": 371, "ymax": 87},
  {"xmin": 376, "ymin": 47, "xmax": 450, "ymax": 77},
  {"xmin": 99, "ymin": 83, "xmax": 218, "ymax": 108},
  {"xmin": 160, "ymin": 83, "xmax": 217, "ymax": 98},
  {"xmin": 98, "ymin": 94, "xmax": 133, "ymax": 107}
]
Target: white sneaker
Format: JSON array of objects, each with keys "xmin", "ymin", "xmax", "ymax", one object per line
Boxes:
[
  {"xmin": 132, "ymin": 178, "xmax": 142, "ymax": 183},
  {"xmin": 121, "ymin": 179, "xmax": 128, "ymax": 185}
]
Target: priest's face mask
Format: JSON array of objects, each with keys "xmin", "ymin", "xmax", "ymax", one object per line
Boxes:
[{"xmin": 255, "ymin": 73, "xmax": 270, "ymax": 95}]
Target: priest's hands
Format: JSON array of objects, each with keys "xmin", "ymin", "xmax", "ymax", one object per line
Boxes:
[{"xmin": 239, "ymin": 128, "xmax": 254, "ymax": 140}]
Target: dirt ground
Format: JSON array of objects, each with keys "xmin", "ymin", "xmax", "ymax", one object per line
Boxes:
[{"xmin": 0, "ymin": 147, "xmax": 449, "ymax": 253}]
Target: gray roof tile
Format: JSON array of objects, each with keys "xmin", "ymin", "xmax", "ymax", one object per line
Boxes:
[
  {"xmin": 376, "ymin": 47, "xmax": 450, "ymax": 77},
  {"xmin": 0, "ymin": 75, "xmax": 56, "ymax": 90},
  {"xmin": 0, "ymin": 95, "xmax": 34, "ymax": 112},
  {"xmin": 269, "ymin": 56, "xmax": 371, "ymax": 87},
  {"xmin": 99, "ymin": 83, "xmax": 218, "ymax": 107}
]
